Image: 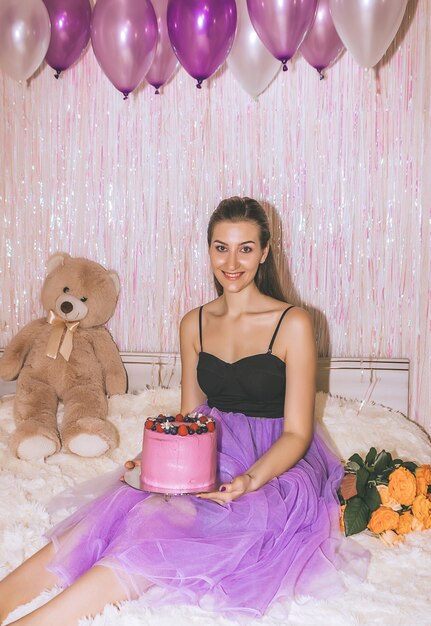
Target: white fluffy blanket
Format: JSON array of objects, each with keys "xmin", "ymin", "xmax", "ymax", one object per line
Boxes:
[{"xmin": 1, "ymin": 390, "xmax": 431, "ymax": 626}]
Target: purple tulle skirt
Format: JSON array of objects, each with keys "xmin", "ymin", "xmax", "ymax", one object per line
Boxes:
[{"xmin": 46, "ymin": 405, "xmax": 369, "ymax": 617}]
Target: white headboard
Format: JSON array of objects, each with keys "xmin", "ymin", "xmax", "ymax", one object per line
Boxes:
[{"xmin": 0, "ymin": 352, "xmax": 410, "ymax": 416}]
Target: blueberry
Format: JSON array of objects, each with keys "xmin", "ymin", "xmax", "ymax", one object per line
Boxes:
[
  {"xmin": 151, "ymin": 425, "xmax": 156, "ymax": 431},
  {"xmin": 201, "ymin": 426, "xmax": 208, "ymax": 433},
  {"xmin": 187, "ymin": 426, "xmax": 194, "ymax": 434},
  {"xmin": 163, "ymin": 428, "xmax": 170, "ymax": 435},
  {"xmin": 170, "ymin": 426, "xmax": 178, "ymax": 435},
  {"xmin": 167, "ymin": 416, "xmax": 175, "ymax": 422},
  {"xmin": 197, "ymin": 428, "xmax": 203, "ymax": 434}
]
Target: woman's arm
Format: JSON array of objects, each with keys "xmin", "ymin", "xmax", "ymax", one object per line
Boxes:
[
  {"xmin": 198, "ymin": 307, "xmax": 316, "ymax": 503},
  {"xmin": 179, "ymin": 308, "xmax": 207, "ymax": 415}
]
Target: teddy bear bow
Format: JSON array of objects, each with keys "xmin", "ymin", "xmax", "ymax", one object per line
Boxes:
[{"xmin": 46, "ymin": 310, "xmax": 80, "ymax": 361}]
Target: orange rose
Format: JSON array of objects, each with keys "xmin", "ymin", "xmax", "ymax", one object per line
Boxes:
[
  {"xmin": 376, "ymin": 485, "xmax": 402, "ymax": 510},
  {"xmin": 388, "ymin": 467, "xmax": 417, "ymax": 506},
  {"xmin": 397, "ymin": 512, "xmax": 414, "ymax": 535},
  {"xmin": 340, "ymin": 504, "xmax": 346, "ymax": 532},
  {"xmin": 368, "ymin": 506, "xmax": 399, "ymax": 534},
  {"xmin": 412, "ymin": 494, "xmax": 431, "ymax": 529},
  {"xmin": 415, "ymin": 464, "xmax": 431, "ymax": 496}
]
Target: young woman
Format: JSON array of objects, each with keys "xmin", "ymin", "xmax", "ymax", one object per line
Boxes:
[{"xmin": 0, "ymin": 197, "xmax": 368, "ymax": 625}]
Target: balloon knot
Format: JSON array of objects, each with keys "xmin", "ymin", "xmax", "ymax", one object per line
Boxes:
[
  {"xmin": 54, "ymin": 71, "xmax": 61, "ymax": 80},
  {"xmin": 123, "ymin": 92, "xmax": 129, "ymax": 100},
  {"xmin": 318, "ymin": 70, "xmax": 324, "ymax": 81},
  {"xmin": 155, "ymin": 88, "xmax": 160, "ymax": 95},
  {"xmin": 196, "ymin": 79, "xmax": 203, "ymax": 89},
  {"xmin": 282, "ymin": 60, "xmax": 288, "ymax": 72}
]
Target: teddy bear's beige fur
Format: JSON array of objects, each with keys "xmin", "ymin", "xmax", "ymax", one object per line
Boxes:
[{"xmin": 0, "ymin": 253, "xmax": 127, "ymax": 460}]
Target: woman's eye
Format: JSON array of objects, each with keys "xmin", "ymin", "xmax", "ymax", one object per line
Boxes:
[
  {"xmin": 81, "ymin": 297, "xmax": 88, "ymax": 303},
  {"xmin": 63, "ymin": 287, "xmax": 69, "ymax": 293},
  {"xmin": 215, "ymin": 245, "xmax": 227, "ymax": 252},
  {"xmin": 241, "ymin": 246, "xmax": 253, "ymax": 253}
]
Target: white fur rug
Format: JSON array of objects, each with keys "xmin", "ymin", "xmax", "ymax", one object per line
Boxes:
[{"xmin": 1, "ymin": 390, "xmax": 431, "ymax": 626}]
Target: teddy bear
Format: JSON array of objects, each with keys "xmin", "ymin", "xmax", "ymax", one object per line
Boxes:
[{"xmin": 0, "ymin": 252, "xmax": 127, "ymax": 460}]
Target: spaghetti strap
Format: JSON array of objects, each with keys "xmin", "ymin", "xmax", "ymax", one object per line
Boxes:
[
  {"xmin": 267, "ymin": 306, "xmax": 295, "ymax": 354},
  {"xmin": 199, "ymin": 305, "xmax": 204, "ymax": 352}
]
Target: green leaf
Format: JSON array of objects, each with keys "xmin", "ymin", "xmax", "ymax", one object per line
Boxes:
[
  {"xmin": 344, "ymin": 497, "xmax": 370, "ymax": 537},
  {"xmin": 374, "ymin": 450, "xmax": 391, "ymax": 474},
  {"xmin": 355, "ymin": 466, "xmax": 370, "ymax": 497},
  {"xmin": 402, "ymin": 462, "xmax": 418, "ymax": 472},
  {"xmin": 345, "ymin": 461, "xmax": 361, "ymax": 473},
  {"xmin": 363, "ymin": 485, "xmax": 381, "ymax": 512},
  {"xmin": 392, "ymin": 459, "xmax": 403, "ymax": 466},
  {"xmin": 365, "ymin": 447, "xmax": 377, "ymax": 466},
  {"xmin": 348, "ymin": 453, "xmax": 364, "ymax": 467}
]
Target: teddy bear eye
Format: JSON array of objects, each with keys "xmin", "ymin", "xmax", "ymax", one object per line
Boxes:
[
  {"xmin": 63, "ymin": 287, "xmax": 70, "ymax": 293},
  {"xmin": 81, "ymin": 297, "xmax": 88, "ymax": 303}
]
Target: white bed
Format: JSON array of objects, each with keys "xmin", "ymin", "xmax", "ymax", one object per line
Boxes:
[{"xmin": 0, "ymin": 356, "xmax": 430, "ymax": 626}]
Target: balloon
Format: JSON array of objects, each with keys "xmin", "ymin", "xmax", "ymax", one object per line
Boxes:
[
  {"xmin": 227, "ymin": 0, "xmax": 280, "ymax": 97},
  {"xmin": 0, "ymin": 0, "xmax": 51, "ymax": 82},
  {"xmin": 246, "ymin": 0, "xmax": 317, "ymax": 71},
  {"xmin": 329, "ymin": 0, "xmax": 408, "ymax": 68},
  {"xmin": 167, "ymin": 0, "xmax": 237, "ymax": 88},
  {"xmin": 300, "ymin": 0, "xmax": 344, "ymax": 79},
  {"xmin": 43, "ymin": 0, "xmax": 91, "ymax": 78},
  {"xmin": 145, "ymin": 0, "xmax": 178, "ymax": 94},
  {"xmin": 91, "ymin": 0, "xmax": 158, "ymax": 99}
]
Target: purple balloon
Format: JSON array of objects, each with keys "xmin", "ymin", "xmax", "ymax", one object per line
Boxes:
[
  {"xmin": 145, "ymin": 0, "xmax": 178, "ymax": 94},
  {"xmin": 247, "ymin": 0, "xmax": 317, "ymax": 71},
  {"xmin": 167, "ymin": 0, "xmax": 237, "ymax": 88},
  {"xmin": 43, "ymin": 0, "xmax": 92, "ymax": 78},
  {"xmin": 300, "ymin": 0, "xmax": 344, "ymax": 77},
  {"xmin": 91, "ymin": 0, "xmax": 158, "ymax": 99}
]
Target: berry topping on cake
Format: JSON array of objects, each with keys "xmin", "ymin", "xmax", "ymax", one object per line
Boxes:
[{"xmin": 178, "ymin": 424, "xmax": 188, "ymax": 436}]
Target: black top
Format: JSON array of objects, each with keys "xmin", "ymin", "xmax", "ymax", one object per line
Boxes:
[{"xmin": 196, "ymin": 305, "xmax": 295, "ymax": 418}]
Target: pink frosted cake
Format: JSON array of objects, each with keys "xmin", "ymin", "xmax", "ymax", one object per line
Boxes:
[{"xmin": 140, "ymin": 413, "xmax": 217, "ymax": 494}]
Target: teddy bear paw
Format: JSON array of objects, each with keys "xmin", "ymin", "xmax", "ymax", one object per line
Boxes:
[
  {"xmin": 67, "ymin": 434, "xmax": 110, "ymax": 457},
  {"xmin": 17, "ymin": 436, "xmax": 58, "ymax": 460}
]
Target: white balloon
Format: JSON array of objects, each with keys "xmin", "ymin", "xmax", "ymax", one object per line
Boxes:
[
  {"xmin": 329, "ymin": 0, "xmax": 408, "ymax": 68},
  {"xmin": 227, "ymin": 0, "xmax": 280, "ymax": 98},
  {"xmin": 0, "ymin": 0, "xmax": 51, "ymax": 82}
]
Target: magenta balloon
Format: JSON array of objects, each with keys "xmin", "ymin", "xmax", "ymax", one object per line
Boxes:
[
  {"xmin": 145, "ymin": 0, "xmax": 178, "ymax": 93},
  {"xmin": 91, "ymin": 0, "xmax": 158, "ymax": 98},
  {"xmin": 300, "ymin": 0, "xmax": 344, "ymax": 77},
  {"xmin": 43, "ymin": 0, "xmax": 91, "ymax": 77},
  {"xmin": 167, "ymin": 0, "xmax": 237, "ymax": 88},
  {"xmin": 246, "ymin": 0, "xmax": 317, "ymax": 70}
]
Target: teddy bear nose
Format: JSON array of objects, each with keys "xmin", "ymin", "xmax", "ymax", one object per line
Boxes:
[{"xmin": 61, "ymin": 301, "xmax": 74, "ymax": 314}]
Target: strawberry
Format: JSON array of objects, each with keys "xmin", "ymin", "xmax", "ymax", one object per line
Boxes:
[
  {"xmin": 155, "ymin": 423, "xmax": 164, "ymax": 433},
  {"xmin": 189, "ymin": 423, "xmax": 199, "ymax": 432},
  {"xmin": 176, "ymin": 413, "xmax": 184, "ymax": 422},
  {"xmin": 199, "ymin": 416, "xmax": 208, "ymax": 423},
  {"xmin": 145, "ymin": 420, "xmax": 153, "ymax": 430},
  {"xmin": 178, "ymin": 424, "xmax": 188, "ymax": 436},
  {"xmin": 207, "ymin": 422, "xmax": 215, "ymax": 432}
]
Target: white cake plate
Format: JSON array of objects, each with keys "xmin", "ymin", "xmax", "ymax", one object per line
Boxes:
[{"xmin": 122, "ymin": 466, "xmax": 217, "ymax": 496}]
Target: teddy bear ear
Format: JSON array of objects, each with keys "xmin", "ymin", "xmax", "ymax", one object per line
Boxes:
[
  {"xmin": 108, "ymin": 271, "xmax": 121, "ymax": 296},
  {"xmin": 46, "ymin": 252, "xmax": 71, "ymax": 275}
]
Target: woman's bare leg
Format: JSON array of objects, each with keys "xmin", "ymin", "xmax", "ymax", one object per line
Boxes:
[
  {"xmin": 0, "ymin": 542, "xmax": 59, "ymax": 623},
  {"xmin": 5, "ymin": 564, "xmax": 132, "ymax": 626}
]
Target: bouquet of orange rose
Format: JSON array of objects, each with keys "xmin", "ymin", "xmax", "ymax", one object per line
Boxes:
[{"xmin": 339, "ymin": 448, "xmax": 431, "ymax": 546}]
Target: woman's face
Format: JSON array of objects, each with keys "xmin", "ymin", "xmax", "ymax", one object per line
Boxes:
[{"xmin": 209, "ymin": 220, "xmax": 269, "ymax": 294}]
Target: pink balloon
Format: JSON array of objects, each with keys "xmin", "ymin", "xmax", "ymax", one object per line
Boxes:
[
  {"xmin": 329, "ymin": 0, "xmax": 408, "ymax": 68},
  {"xmin": 246, "ymin": 0, "xmax": 317, "ymax": 71},
  {"xmin": 0, "ymin": 0, "xmax": 51, "ymax": 82},
  {"xmin": 145, "ymin": 0, "xmax": 178, "ymax": 94},
  {"xmin": 167, "ymin": 0, "xmax": 237, "ymax": 88},
  {"xmin": 300, "ymin": 0, "xmax": 344, "ymax": 78},
  {"xmin": 43, "ymin": 0, "xmax": 92, "ymax": 78},
  {"xmin": 91, "ymin": 0, "xmax": 158, "ymax": 99}
]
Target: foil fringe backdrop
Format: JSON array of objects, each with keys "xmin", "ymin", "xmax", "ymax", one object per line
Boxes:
[{"xmin": 0, "ymin": 1, "xmax": 430, "ymax": 431}]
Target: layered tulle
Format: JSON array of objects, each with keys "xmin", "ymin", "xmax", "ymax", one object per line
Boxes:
[{"xmin": 46, "ymin": 405, "xmax": 369, "ymax": 617}]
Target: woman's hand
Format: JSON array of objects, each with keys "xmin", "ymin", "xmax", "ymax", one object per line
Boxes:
[{"xmin": 196, "ymin": 474, "xmax": 254, "ymax": 505}]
